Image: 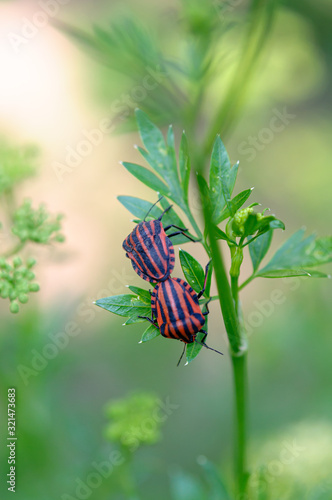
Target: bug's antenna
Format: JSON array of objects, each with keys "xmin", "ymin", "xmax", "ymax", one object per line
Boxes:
[
  {"xmin": 144, "ymin": 196, "xmax": 164, "ymax": 221},
  {"xmin": 199, "ymin": 342, "xmax": 223, "ymax": 357},
  {"xmin": 177, "ymin": 343, "xmax": 186, "ymax": 367}
]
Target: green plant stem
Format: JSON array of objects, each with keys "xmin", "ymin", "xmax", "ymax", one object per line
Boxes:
[
  {"xmin": 231, "ymin": 352, "xmax": 248, "ymax": 496},
  {"xmin": 2, "ymin": 242, "xmax": 25, "ymax": 259},
  {"xmin": 204, "ymin": 0, "xmax": 276, "ymax": 152},
  {"xmin": 230, "ymin": 274, "xmax": 249, "ymax": 495},
  {"xmin": 239, "ymin": 274, "xmax": 255, "ymax": 291}
]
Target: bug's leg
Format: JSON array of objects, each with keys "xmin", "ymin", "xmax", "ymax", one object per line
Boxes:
[
  {"xmin": 197, "ymin": 330, "xmax": 223, "ymax": 356},
  {"xmin": 177, "ymin": 342, "xmax": 187, "ymax": 367},
  {"xmin": 197, "ymin": 260, "xmax": 212, "ymax": 299},
  {"xmin": 165, "ymin": 225, "xmax": 199, "ymax": 242},
  {"xmin": 202, "ymin": 299, "xmax": 211, "ymax": 316},
  {"xmin": 138, "ymin": 315, "xmax": 158, "ymax": 326}
]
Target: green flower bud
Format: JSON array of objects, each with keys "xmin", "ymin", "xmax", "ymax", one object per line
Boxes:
[
  {"xmin": 18, "ymin": 293, "xmax": 29, "ymax": 304},
  {"xmin": 13, "ymin": 256, "xmax": 22, "ymax": 268},
  {"xmin": 10, "ymin": 301, "xmax": 19, "ymax": 314},
  {"xmin": 29, "ymin": 283, "xmax": 40, "ymax": 292}
]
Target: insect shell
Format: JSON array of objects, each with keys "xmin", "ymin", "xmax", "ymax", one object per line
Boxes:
[
  {"xmin": 122, "ymin": 218, "xmax": 176, "ymax": 283},
  {"xmin": 151, "ymin": 277, "xmax": 206, "ymax": 342}
]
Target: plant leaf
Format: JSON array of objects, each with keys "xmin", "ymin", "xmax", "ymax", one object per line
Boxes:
[
  {"xmin": 179, "ymin": 249, "xmax": 205, "ymax": 294},
  {"xmin": 209, "ymin": 136, "xmax": 232, "ymax": 221},
  {"xmin": 127, "ymin": 286, "xmax": 151, "ymax": 304},
  {"xmin": 117, "ymin": 196, "xmax": 163, "ymax": 220},
  {"xmin": 197, "ymin": 456, "xmax": 231, "ymax": 500},
  {"xmin": 135, "ymin": 110, "xmax": 185, "ymax": 209},
  {"xmin": 248, "ymin": 230, "xmax": 273, "ymax": 272},
  {"xmin": 135, "ymin": 109, "xmax": 167, "ymax": 174},
  {"xmin": 121, "ymin": 162, "xmax": 169, "ymax": 195},
  {"xmin": 95, "ymin": 294, "xmax": 150, "ymax": 318},
  {"xmin": 217, "ymin": 188, "xmax": 253, "ymax": 223},
  {"xmin": 214, "ymin": 226, "xmax": 237, "ymax": 245},
  {"xmin": 258, "ymin": 230, "xmax": 332, "ymax": 276},
  {"xmin": 158, "ymin": 197, "xmax": 196, "ymax": 244},
  {"xmin": 140, "ymin": 323, "xmax": 160, "ymax": 342},
  {"xmin": 179, "ymin": 131, "xmax": 191, "ymax": 201},
  {"xmin": 185, "ymin": 332, "xmax": 205, "ymax": 364}
]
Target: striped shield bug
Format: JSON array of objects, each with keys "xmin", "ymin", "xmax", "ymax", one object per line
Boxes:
[
  {"xmin": 139, "ymin": 262, "xmax": 223, "ymax": 365},
  {"xmin": 123, "ymin": 199, "xmax": 197, "ymax": 283}
]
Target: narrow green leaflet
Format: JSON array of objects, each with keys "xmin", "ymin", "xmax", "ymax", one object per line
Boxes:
[
  {"xmin": 179, "ymin": 249, "xmax": 205, "ymax": 294},
  {"xmin": 209, "ymin": 136, "xmax": 232, "ymax": 221},
  {"xmin": 217, "ymin": 188, "xmax": 253, "ymax": 224},
  {"xmin": 248, "ymin": 230, "xmax": 273, "ymax": 272},
  {"xmin": 127, "ymin": 285, "xmax": 151, "ymax": 304},
  {"xmin": 135, "ymin": 110, "xmax": 185, "ymax": 209},
  {"xmin": 121, "ymin": 162, "xmax": 169, "ymax": 195},
  {"xmin": 95, "ymin": 294, "xmax": 150, "ymax": 318},
  {"xmin": 159, "ymin": 197, "xmax": 196, "ymax": 244},
  {"xmin": 214, "ymin": 226, "xmax": 237, "ymax": 245},
  {"xmin": 185, "ymin": 332, "xmax": 205, "ymax": 364},
  {"xmin": 117, "ymin": 196, "xmax": 163, "ymax": 220},
  {"xmin": 140, "ymin": 324, "xmax": 160, "ymax": 343},
  {"xmin": 118, "ymin": 195, "xmax": 194, "ymax": 244},
  {"xmin": 257, "ymin": 230, "xmax": 332, "ymax": 278},
  {"xmin": 135, "ymin": 109, "xmax": 167, "ymax": 175},
  {"xmin": 169, "ymin": 469, "xmax": 205, "ymax": 500},
  {"xmin": 179, "ymin": 131, "xmax": 191, "ymax": 201},
  {"xmin": 198, "ymin": 456, "xmax": 231, "ymax": 500}
]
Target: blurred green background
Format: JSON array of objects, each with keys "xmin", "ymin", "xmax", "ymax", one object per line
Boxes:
[{"xmin": 0, "ymin": 0, "xmax": 331, "ymax": 499}]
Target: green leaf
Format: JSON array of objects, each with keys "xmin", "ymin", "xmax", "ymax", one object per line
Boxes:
[
  {"xmin": 135, "ymin": 110, "xmax": 185, "ymax": 209},
  {"xmin": 179, "ymin": 132, "xmax": 191, "ymax": 200},
  {"xmin": 95, "ymin": 294, "xmax": 150, "ymax": 318},
  {"xmin": 248, "ymin": 230, "xmax": 273, "ymax": 272},
  {"xmin": 185, "ymin": 332, "xmax": 205, "ymax": 364},
  {"xmin": 214, "ymin": 226, "xmax": 237, "ymax": 245},
  {"xmin": 140, "ymin": 323, "xmax": 160, "ymax": 342},
  {"xmin": 121, "ymin": 162, "xmax": 169, "ymax": 195},
  {"xmin": 209, "ymin": 136, "xmax": 232, "ymax": 221},
  {"xmin": 179, "ymin": 249, "xmax": 205, "ymax": 294},
  {"xmin": 135, "ymin": 109, "xmax": 167, "ymax": 175},
  {"xmin": 229, "ymin": 161, "xmax": 239, "ymax": 195},
  {"xmin": 117, "ymin": 196, "xmax": 163, "ymax": 220},
  {"xmin": 159, "ymin": 197, "xmax": 196, "ymax": 244},
  {"xmin": 127, "ymin": 286, "xmax": 151, "ymax": 304},
  {"xmin": 258, "ymin": 230, "xmax": 332, "ymax": 277},
  {"xmin": 217, "ymin": 188, "xmax": 253, "ymax": 223},
  {"xmin": 256, "ymin": 269, "xmax": 312, "ymax": 278},
  {"xmin": 169, "ymin": 469, "xmax": 205, "ymax": 500},
  {"xmin": 197, "ymin": 456, "xmax": 231, "ymax": 500}
]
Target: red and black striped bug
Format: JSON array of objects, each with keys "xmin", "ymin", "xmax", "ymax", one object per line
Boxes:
[
  {"xmin": 139, "ymin": 262, "xmax": 223, "ymax": 365},
  {"xmin": 123, "ymin": 199, "xmax": 197, "ymax": 283}
]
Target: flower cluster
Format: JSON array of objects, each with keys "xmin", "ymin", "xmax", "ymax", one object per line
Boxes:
[{"xmin": 0, "ymin": 257, "xmax": 40, "ymax": 313}]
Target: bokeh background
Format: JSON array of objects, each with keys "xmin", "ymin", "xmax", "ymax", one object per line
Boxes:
[{"xmin": 0, "ymin": 0, "xmax": 331, "ymax": 499}]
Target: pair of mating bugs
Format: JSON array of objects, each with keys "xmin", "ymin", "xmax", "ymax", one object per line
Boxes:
[{"xmin": 122, "ymin": 201, "xmax": 223, "ymax": 364}]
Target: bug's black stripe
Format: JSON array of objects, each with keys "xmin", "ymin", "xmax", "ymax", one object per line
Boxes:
[{"xmin": 135, "ymin": 224, "xmax": 168, "ymax": 277}]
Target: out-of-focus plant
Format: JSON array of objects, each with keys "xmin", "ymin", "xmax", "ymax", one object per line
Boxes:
[
  {"xmin": 0, "ymin": 138, "xmax": 64, "ymax": 313},
  {"xmin": 104, "ymin": 392, "xmax": 165, "ymax": 500}
]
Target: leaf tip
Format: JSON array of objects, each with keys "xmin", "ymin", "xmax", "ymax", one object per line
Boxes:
[
  {"xmin": 250, "ymin": 187, "xmax": 255, "ymax": 191},
  {"xmin": 92, "ymin": 301, "xmax": 96, "ymax": 305},
  {"xmin": 184, "ymin": 361, "xmax": 189, "ymax": 366},
  {"xmin": 138, "ymin": 340, "xmax": 143, "ymax": 344}
]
